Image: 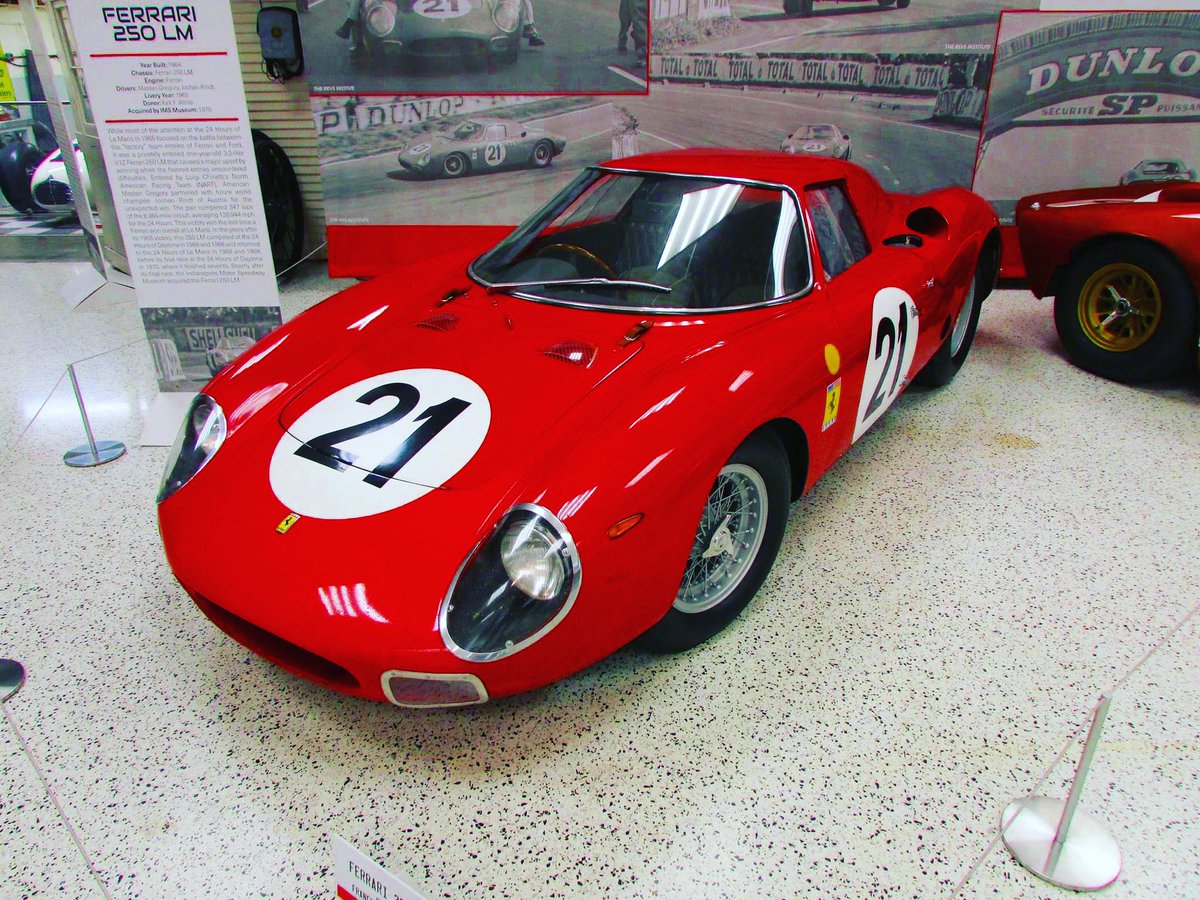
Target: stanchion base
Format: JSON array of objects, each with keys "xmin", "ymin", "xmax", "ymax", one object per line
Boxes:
[
  {"xmin": 1002, "ymin": 797, "xmax": 1121, "ymax": 891},
  {"xmin": 0, "ymin": 659, "xmax": 25, "ymax": 702},
  {"xmin": 63, "ymin": 440, "xmax": 126, "ymax": 468}
]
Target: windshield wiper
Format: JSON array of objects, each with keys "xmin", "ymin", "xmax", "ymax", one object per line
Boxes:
[{"xmin": 486, "ymin": 277, "xmax": 672, "ymax": 295}]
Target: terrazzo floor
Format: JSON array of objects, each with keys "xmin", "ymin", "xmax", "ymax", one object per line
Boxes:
[{"xmin": 0, "ymin": 259, "xmax": 1197, "ymax": 899}]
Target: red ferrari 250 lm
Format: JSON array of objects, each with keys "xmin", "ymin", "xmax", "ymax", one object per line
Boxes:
[
  {"xmin": 1016, "ymin": 182, "xmax": 1200, "ymax": 383},
  {"xmin": 158, "ymin": 151, "xmax": 999, "ymax": 707}
]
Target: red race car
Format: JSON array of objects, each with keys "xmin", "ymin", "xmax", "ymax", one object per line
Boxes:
[
  {"xmin": 158, "ymin": 150, "xmax": 998, "ymax": 707},
  {"xmin": 1015, "ymin": 182, "xmax": 1200, "ymax": 383}
]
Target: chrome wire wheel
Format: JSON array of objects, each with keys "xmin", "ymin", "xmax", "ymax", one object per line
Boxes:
[
  {"xmin": 950, "ymin": 273, "xmax": 977, "ymax": 357},
  {"xmin": 674, "ymin": 463, "xmax": 768, "ymax": 614}
]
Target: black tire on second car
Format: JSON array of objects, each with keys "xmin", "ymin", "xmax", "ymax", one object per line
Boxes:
[
  {"xmin": 879, "ymin": 0, "xmax": 897, "ymax": 7},
  {"xmin": 252, "ymin": 130, "xmax": 305, "ymax": 277},
  {"xmin": 531, "ymin": 141, "xmax": 554, "ymax": 168},
  {"xmin": 783, "ymin": 0, "xmax": 799, "ymax": 13},
  {"xmin": 0, "ymin": 141, "xmax": 48, "ymax": 214},
  {"xmin": 442, "ymin": 153, "xmax": 469, "ymax": 178},
  {"xmin": 637, "ymin": 430, "xmax": 791, "ymax": 654},
  {"xmin": 897, "ymin": 0, "xmax": 911, "ymax": 7},
  {"xmin": 799, "ymin": 0, "xmax": 814, "ymax": 15},
  {"xmin": 1054, "ymin": 240, "xmax": 1199, "ymax": 383}
]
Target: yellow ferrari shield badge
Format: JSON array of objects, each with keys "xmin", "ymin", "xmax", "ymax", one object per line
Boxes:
[
  {"xmin": 823, "ymin": 379, "xmax": 841, "ymax": 432},
  {"xmin": 276, "ymin": 513, "xmax": 301, "ymax": 534}
]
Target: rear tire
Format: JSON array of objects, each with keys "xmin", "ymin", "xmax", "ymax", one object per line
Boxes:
[
  {"xmin": 1054, "ymin": 241, "xmax": 1198, "ymax": 383},
  {"xmin": 531, "ymin": 140, "xmax": 554, "ymax": 168},
  {"xmin": 637, "ymin": 431, "xmax": 791, "ymax": 654},
  {"xmin": 914, "ymin": 258, "xmax": 986, "ymax": 388}
]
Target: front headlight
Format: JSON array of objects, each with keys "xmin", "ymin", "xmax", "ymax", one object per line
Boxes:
[
  {"xmin": 365, "ymin": 1, "xmax": 398, "ymax": 38},
  {"xmin": 157, "ymin": 394, "xmax": 226, "ymax": 503},
  {"xmin": 492, "ymin": 0, "xmax": 520, "ymax": 33},
  {"xmin": 416, "ymin": 152, "xmax": 431, "ymax": 166},
  {"xmin": 441, "ymin": 504, "xmax": 580, "ymax": 661}
]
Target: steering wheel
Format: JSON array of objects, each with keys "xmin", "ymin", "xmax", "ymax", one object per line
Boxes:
[{"xmin": 533, "ymin": 243, "xmax": 617, "ymax": 279}]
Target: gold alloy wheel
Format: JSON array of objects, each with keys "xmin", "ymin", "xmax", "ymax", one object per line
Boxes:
[{"xmin": 1077, "ymin": 263, "xmax": 1163, "ymax": 352}]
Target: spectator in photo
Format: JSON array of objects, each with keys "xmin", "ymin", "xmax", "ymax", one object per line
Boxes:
[{"xmin": 522, "ymin": 0, "xmax": 546, "ymax": 46}]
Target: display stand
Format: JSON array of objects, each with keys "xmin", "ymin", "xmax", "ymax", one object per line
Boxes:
[
  {"xmin": 62, "ymin": 363, "xmax": 125, "ymax": 467},
  {"xmin": 1001, "ymin": 693, "xmax": 1121, "ymax": 891}
]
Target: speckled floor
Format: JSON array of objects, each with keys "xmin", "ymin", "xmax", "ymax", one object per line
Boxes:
[{"xmin": 0, "ymin": 260, "xmax": 1196, "ymax": 899}]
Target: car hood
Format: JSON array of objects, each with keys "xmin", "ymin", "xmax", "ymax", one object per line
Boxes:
[{"xmin": 275, "ymin": 287, "xmax": 646, "ymax": 491}]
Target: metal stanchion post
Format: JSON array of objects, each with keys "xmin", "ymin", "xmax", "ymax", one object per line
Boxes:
[
  {"xmin": 0, "ymin": 659, "xmax": 25, "ymax": 702},
  {"xmin": 1001, "ymin": 693, "xmax": 1122, "ymax": 891},
  {"xmin": 62, "ymin": 363, "xmax": 126, "ymax": 467}
]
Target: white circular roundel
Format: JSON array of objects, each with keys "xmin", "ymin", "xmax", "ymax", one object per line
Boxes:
[{"xmin": 269, "ymin": 368, "xmax": 490, "ymax": 520}]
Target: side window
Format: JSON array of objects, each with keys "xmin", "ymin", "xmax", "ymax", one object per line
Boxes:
[
  {"xmin": 484, "ymin": 124, "xmax": 506, "ymax": 141},
  {"xmin": 804, "ymin": 182, "xmax": 870, "ymax": 280}
]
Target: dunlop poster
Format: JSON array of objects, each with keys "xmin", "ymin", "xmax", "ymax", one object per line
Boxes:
[{"xmin": 974, "ymin": 10, "xmax": 1200, "ymax": 222}]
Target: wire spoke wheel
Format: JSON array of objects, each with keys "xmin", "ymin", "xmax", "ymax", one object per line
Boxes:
[
  {"xmin": 674, "ymin": 463, "xmax": 768, "ymax": 614},
  {"xmin": 949, "ymin": 273, "xmax": 977, "ymax": 356},
  {"xmin": 1078, "ymin": 263, "xmax": 1162, "ymax": 352}
]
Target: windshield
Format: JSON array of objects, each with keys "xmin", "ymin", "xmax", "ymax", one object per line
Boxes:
[
  {"xmin": 471, "ymin": 170, "xmax": 811, "ymax": 311},
  {"xmin": 1142, "ymin": 161, "xmax": 1181, "ymax": 174},
  {"xmin": 442, "ymin": 121, "xmax": 483, "ymax": 141},
  {"xmin": 795, "ymin": 125, "xmax": 836, "ymax": 140}
]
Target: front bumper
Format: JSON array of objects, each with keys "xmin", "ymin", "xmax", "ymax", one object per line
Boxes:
[{"xmin": 373, "ymin": 14, "xmax": 516, "ymax": 58}]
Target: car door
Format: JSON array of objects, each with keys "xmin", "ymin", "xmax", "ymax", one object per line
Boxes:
[
  {"xmin": 480, "ymin": 123, "xmax": 511, "ymax": 171},
  {"xmin": 802, "ymin": 180, "xmax": 943, "ymax": 449}
]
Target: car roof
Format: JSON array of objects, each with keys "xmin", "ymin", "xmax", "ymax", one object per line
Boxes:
[{"xmin": 598, "ymin": 148, "xmax": 861, "ymax": 193}]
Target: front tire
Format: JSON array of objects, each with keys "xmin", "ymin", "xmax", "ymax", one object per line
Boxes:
[
  {"xmin": 638, "ymin": 431, "xmax": 791, "ymax": 654},
  {"xmin": 442, "ymin": 153, "xmax": 469, "ymax": 178},
  {"xmin": 1054, "ymin": 241, "xmax": 1198, "ymax": 383}
]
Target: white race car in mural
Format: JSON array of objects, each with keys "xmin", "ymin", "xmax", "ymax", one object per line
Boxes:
[
  {"xmin": 30, "ymin": 144, "xmax": 89, "ymax": 214},
  {"xmin": 1119, "ymin": 159, "xmax": 1198, "ymax": 185},
  {"xmin": 780, "ymin": 124, "xmax": 852, "ymax": 160}
]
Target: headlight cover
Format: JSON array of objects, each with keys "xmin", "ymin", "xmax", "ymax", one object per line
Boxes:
[
  {"xmin": 365, "ymin": 1, "xmax": 398, "ymax": 38},
  {"xmin": 157, "ymin": 394, "xmax": 226, "ymax": 503},
  {"xmin": 441, "ymin": 504, "xmax": 580, "ymax": 662},
  {"xmin": 492, "ymin": 0, "xmax": 520, "ymax": 33}
]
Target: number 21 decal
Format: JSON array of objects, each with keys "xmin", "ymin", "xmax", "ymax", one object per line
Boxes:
[
  {"xmin": 270, "ymin": 369, "xmax": 491, "ymax": 521},
  {"xmin": 853, "ymin": 287, "xmax": 919, "ymax": 441}
]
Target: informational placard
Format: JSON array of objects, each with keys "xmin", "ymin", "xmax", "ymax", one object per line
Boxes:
[
  {"xmin": 67, "ymin": 0, "xmax": 276, "ymax": 308},
  {"xmin": 332, "ymin": 835, "xmax": 425, "ymax": 900}
]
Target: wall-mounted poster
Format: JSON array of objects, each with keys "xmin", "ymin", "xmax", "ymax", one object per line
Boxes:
[
  {"xmin": 640, "ymin": 0, "xmax": 1037, "ymax": 197},
  {"xmin": 316, "ymin": 94, "xmax": 622, "ymax": 226},
  {"xmin": 973, "ymin": 10, "xmax": 1200, "ymax": 223},
  {"xmin": 298, "ymin": 0, "xmax": 650, "ymax": 95}
]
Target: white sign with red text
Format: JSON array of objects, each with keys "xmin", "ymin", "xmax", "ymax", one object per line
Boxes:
[
  {"xmin": 333, "ymin": 835, "xmax": 426, "ymax": 900},
  {"xmin": 66, "ymin": 0, "xmax": 278, "ymax": 310}
]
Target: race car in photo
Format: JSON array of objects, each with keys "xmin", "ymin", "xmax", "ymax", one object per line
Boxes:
[
  {"xmin": 780, "ymin": 124, "xmax": 852, "ymax": 160},
  {"xmin": 157, "ymin": 150, "xmax": 999, "ymax": 707},
  {"xmin": 205, "ymin": 335, "xmax": 257, "ymax": 377},
  {"xmin": 1118, "ymin": 159, "xmax": 1198, "ymax": 186},
  {"xmin": 1015, "ymin": 182, "xmax": 1200, "ymax": 383},
  {"xmin": 348, "ymin": 0, "xmax": 522, "ymax": 67},
  {"xmin": 783, "ymin": 0, "xmax": 909, "ymax": 17},
  {"xmin": 396, "ymin": 117, "xmax": 566, "ymax": 178}
]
